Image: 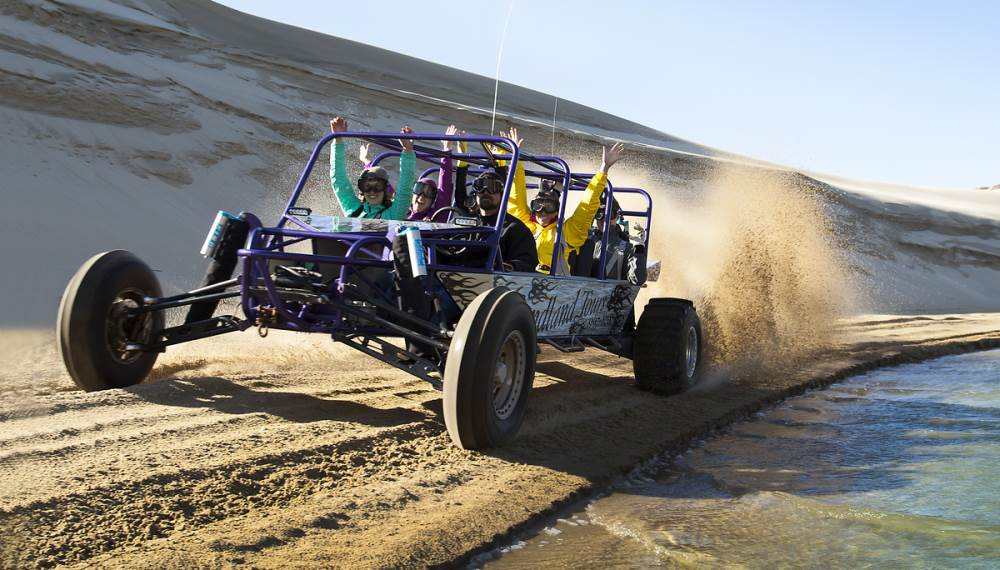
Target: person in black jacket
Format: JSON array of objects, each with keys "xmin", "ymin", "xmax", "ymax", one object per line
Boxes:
[
  {"xmin": 453, "ymin": 169, "xmax": 537, "ymax": 272},
  {"xmin": 591, "ymin": 197, "xmax": 647, "ymax": 284}
]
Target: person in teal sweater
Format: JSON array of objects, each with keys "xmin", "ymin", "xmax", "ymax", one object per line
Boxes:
[{"xmin": 329, "ymin": 117, "xmax": 415, "ymax": 219}]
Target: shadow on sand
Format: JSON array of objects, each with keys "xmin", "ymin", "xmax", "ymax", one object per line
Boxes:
[{"xmin": 131, "ymin": 376, "xmax": 427, "ymax": 426}]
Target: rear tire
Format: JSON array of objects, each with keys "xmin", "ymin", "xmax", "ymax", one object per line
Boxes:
[
  {"xmin": 57, "ymin": 250, "xmax": 164, "ymax": 391},
  {"xmin": 443, "ymin": 287, "xmax": 536, "ymax": 450},
  {"xmin": 633, "ymin": 298, "xmax": 703, "ymax": 395}
]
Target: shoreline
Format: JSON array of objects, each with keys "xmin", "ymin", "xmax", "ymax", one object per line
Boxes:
[{"xmin": 462, "ymin": 333, "xmax": 1000, "ymax": 567}]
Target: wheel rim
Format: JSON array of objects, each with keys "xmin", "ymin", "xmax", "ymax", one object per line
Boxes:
[
  {"xmin": 105, "ymin": 288, "xmax": 154, "ymax": 364},
  {"xmin": 685, "ymin": 326, "xmax": 699, "ymax": 379},
  {"xmin": 493, "ymin": 330, "xmax": 527, "ymax": 420}
]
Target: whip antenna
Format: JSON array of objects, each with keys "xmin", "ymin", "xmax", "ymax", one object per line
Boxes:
[
  {"xmin": 550, "ymin": 96, "xmax": 558, "ymax": 154},
  {"xmin": 491, "ymin": 0, "xmax": 515, "ymax": 135}
]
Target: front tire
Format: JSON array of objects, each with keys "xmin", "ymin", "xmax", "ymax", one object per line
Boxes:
[
  {"xmin": 443, "ymin": 287, "xmax": 536, "ymax": 450},
  {"xmin": 633, "ymin": 298, "xmax": 703, "ymax": 395},
  {"xmin": 57, "ymin": 250, "xmax": 164, "ymax": 391}
]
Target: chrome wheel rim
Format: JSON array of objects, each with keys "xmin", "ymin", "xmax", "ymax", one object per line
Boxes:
[
  {"xmin": 493, "ymin": 330, "xmax": 527, "ymax": 420},
  {"xmin": 685, "ymin": 326, "xmax": 699, "ymax": 379}
]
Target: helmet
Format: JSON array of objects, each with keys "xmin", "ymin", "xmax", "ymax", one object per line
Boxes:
[
  {"xmin": 595, "ymin": 195, "xmax": 621, "ymax": 222},
  {"xmin": 530, "ymin": 178, "xmax": 561, "ymax": 214},
  {"xmin": 536, "ymin": 178, "xmax": 562, "ymax": 201}
]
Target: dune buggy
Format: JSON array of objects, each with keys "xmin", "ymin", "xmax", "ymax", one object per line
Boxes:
[{"xmin": 57, "ymin": 131, "xmax": 704, "ymax": 450}]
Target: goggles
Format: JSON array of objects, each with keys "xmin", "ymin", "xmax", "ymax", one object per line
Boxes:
[
  {"xmin": 530, "ymin": 198, "xmax": 559, "ymax": 214},
  {"xmin": 358, "ymin": 175, "xmax": 387, "ymax": 194},
  {"xmin": 413, "ymin": 181, "xmax": 438, "ymax": 200},
  {"xmin": 472, "ymin": 175, "xmax": 504, "ymax": 195}
]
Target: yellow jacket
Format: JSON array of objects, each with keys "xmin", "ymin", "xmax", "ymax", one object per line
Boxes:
[{"xmin": 507, "ymin": 162, "xmax": 608, "ymax": 275}]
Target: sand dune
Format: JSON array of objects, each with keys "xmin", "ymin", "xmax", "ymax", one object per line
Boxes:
[{"xmin": 0, "ymin": 0, "xmax": 997, "ymax": 326}]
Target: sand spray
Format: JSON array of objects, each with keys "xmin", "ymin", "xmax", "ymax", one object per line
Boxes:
[{"xmin": 631, "ymin": 163, "xmax": 860, "ymax": 377}]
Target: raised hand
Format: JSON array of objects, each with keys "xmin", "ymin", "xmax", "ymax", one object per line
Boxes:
[
  {"xmin": 330, "ymin": 116, "xmax": 348, "ymax": 133},
  {"xmin": 358, "ymin": 142, "xmax": 371, "ymax": 165},
  {"xmin": 399, "ymin": 125, "xmax": 414, "ymax": 152},
  {"xmin": 442, "ymin": 125, "xmax": 459, "ymax": 150},
  {"xmin": 600, "ymin": 141, "xmax": 625, "ymax": 173},
  {"xmin": 502, "ymin": 126, "xmax": 524, "ymax": 148}
]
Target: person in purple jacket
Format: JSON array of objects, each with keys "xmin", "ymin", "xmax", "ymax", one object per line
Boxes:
[
  {"xmin": 360, "ymin": 125, "xmax": 460, "ymax": 222},
  {"xmin": 407, "ymin": 124, "xmax": 461, "ymax": 221}
]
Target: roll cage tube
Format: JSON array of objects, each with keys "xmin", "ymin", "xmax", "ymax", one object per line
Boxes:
[
  {"xmin": 562, "ymin": 174, "xmax": 652, "ymax": 278},
  {"xmin": 279, "ymin": 132, "xmax": 520, "ymax": 270},
  {"xmin": 368, "ymin": 143, "xmax": 574, "ymax": 271},
  {"xmin": 278, "ymin": 132, "xmax": 652, "ymax": 279}
]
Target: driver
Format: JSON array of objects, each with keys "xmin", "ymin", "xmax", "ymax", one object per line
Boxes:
[{"xmin": 440, "ymin": 168, "xmax": 538, "ymax": 272}]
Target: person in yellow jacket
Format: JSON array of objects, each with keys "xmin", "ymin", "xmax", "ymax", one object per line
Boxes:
[{"xmin": 503, "ymin": 126, "xmax": 626, "ymax": 274}]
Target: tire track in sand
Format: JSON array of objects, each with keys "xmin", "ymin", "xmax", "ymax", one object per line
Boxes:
[{"xmin": 1, "ymin": 318, "xmax": 999, "ymax": 569}]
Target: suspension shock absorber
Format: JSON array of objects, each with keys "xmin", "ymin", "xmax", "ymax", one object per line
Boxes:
[{"xmin": 185, "ymin": 211, "xmax": 252, "ymax": 324}]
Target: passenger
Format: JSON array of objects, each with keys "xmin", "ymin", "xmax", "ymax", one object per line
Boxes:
[
  {"xmin": 358, "ymin": 125, "xmax": 461, "ymax": 222},
  {"xmin": 329, "ymin": 116, "xmax": 415, "ymax": 220},
  {"xmin": 592, "ymin": 197, "xmax": 647, "ymax": 284},
  {"xmin": 504, "ymin": 126, "xmax": 625, "ymax": 275},
  {"xmin": 408, "ymin": 125, "xmax": 459, "ymax": 221}
]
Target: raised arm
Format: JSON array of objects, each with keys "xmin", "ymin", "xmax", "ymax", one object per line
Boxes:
[
  {"xmin": 501, "ymin": 127, "xmax": 532, "ymax": 226},
  {"xmin": 430, "ymin": 125, "xmax": 458, "ymax": 217},
  {"xmin": 563, "ymin": 142, "xmax": 625, "ymax": 247},
  {"xmin": 383, "ymin": 126, "xmax": 416, "ymax": 221},
  {"xmin": 329, "ymin": 117, "xmax": 362, "ymax": 215}
]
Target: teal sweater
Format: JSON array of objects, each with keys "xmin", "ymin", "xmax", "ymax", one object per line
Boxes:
[{"xmin": 330, "ymin": 141, "xmax": 415, "ymax": 220}]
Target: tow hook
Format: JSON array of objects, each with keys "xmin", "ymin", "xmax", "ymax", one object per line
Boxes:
[{"xmin": 255, "ymin": 306, "xmax": 278, "ymax": 337}]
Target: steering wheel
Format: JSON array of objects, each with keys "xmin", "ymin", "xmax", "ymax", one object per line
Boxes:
[
  {"xmin": 430, "ymin": 206, "xmax": 477, "ymax": 225},
  {"xmin": 429, "ymin": 206, "xmax": 483, "ymax": 256}
]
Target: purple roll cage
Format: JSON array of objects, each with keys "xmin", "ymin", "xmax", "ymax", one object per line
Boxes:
[{"xmin": 234, "ymin": 132, "xmax": 653, "ymax": 335}]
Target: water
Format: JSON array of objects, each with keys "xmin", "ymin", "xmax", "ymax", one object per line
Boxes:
[{"xmin": 482, "ymin": 349, "xmax": 1000, "ymax": 569}]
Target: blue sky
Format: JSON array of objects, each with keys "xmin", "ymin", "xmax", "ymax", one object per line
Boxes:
[{"xmin": 217, "ymin": 1, "xmax": 998, "ymax": 188}]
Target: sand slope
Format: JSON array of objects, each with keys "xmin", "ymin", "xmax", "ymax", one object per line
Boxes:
[
  {"xmin": 0, "ymin": 0, "xmax": 997, "ymax": 326},
  {"xmin": 1, "ymin": 315, "xmax": 998, "ymax": 568}
]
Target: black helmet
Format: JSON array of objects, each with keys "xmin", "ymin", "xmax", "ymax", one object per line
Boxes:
[
  {"xmin": 536, "ymin": 178, "xmax": 562, "ymax": 201},
  {"xmin": 530, "ymin": 178, "xmax": 561, "ymax": 214},
  {"xmin": 595, "ymin": 195, "xmax": 621, "ymax": 222}
]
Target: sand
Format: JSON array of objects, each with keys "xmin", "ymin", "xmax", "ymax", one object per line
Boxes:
[{"xmin": 0, "ymin": 315, "xmax": 997, "ymax": 568}]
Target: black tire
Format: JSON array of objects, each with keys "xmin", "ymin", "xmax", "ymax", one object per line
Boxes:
[
  {"xmin": 633, "ymin": 298, "xmax": 703, "ymax": 395},
  {"xmin": 57, "ymin": 250, "xmax": 164, "ymax": 391},
  {"xmin": 443, "ymin": 287, "xmax": 537, "ymax": 450}
]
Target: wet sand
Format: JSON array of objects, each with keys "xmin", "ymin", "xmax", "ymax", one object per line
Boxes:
[{"xmin": 1, "ymin": 314, "xmax": 998, "ymax": 569}]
